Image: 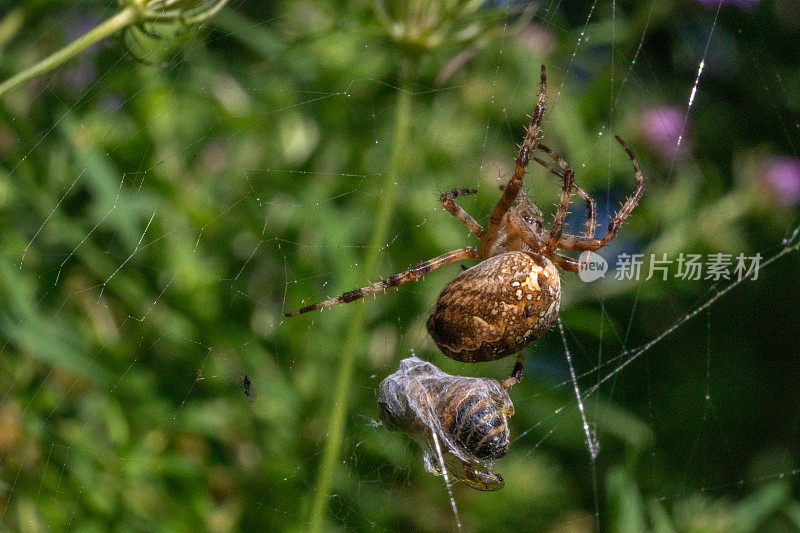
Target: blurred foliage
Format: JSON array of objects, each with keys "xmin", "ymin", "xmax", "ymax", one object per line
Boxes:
[{"xmin": 0, "ymin": 0, "xmax": 799, "ymax": 531}]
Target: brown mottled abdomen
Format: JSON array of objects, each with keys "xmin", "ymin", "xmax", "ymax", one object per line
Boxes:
[{"xmin": 426, "ymin": 251, "xmax": 561, "ymax": 363}]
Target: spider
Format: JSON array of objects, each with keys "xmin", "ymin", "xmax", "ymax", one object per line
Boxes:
[{"xmin": 287, "ymin": 65, "xmax": 645, "ymax": 387}]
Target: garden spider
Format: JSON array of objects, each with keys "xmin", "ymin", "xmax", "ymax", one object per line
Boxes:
[{"xmin": 287, "ymin": 65, "xmax": 645, "ymax": 387}]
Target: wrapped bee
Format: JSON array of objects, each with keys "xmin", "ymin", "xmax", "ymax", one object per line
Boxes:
[{"xmin": 377, "ymin": 357, "xmax": 514, "ymax": 491}]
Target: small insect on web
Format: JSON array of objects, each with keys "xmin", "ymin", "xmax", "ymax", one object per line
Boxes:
[
  {"xmin": 287, "ymin": 65, "xmax": 645, "ymax": 387},
  {"xmin": 240, "ymin": 374, "xmax": 256, "ymax": 403},
  {"xmin": 377, "ymin": 357, "xmax": 514, "ymax": 491}
]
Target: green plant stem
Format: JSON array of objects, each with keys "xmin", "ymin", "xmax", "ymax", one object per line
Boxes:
[
  {"xmin": 0, "ymin": 8, "xmax": 25, "ymax": 51},
  {"xmin": 0, "ymin": 7, "xmax": 138, "ymax": 98},
  {"xmin": 308, "ymin": 63, "xmax": 415, "ymax": 533}
]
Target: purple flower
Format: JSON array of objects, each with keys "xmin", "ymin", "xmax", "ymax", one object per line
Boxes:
[
  {"xmin": 758, "ymin": 156, "xmax": 800, "ymax": 206},
  {"xmin": 638, "ymin": 105, "xmax": 689, "ymax": 160},
  {"xmin": 696, "ymin": 0, "xmax": 761, "ymax": 10}
]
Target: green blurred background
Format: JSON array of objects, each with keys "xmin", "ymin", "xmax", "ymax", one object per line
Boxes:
[{"xmin": 1, "ymin": 1, "xmax": 799, "ymax": 531}]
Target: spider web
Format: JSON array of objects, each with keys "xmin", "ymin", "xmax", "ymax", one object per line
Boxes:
[{"xmin": 1, "ymin": 0, "xmax": 799, "ymax": 531}]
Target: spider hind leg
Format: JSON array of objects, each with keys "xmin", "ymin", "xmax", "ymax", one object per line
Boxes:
[{"xmin": 502, "ymin": 352, "xmax": 526, "ymax": 389}]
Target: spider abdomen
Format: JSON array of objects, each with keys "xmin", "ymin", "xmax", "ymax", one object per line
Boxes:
[{"xmin": 427, "ymin": 251, "xmax": 561, "ymax": 363}]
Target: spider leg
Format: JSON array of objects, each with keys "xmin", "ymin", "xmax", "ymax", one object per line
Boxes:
[
  {"xmin": 488, "ymin": 65, "xmax": 547, "ymax": 232},
  {"xmin": 505, "ymin": 211, "xmax": 547, "ymax": 253},
  {"xmin": 534, "ymin": 144, "xmax": 597, "ymax": 239},
  {"xmin": 441, "ymin": 189, "xmax": 484, "ymax": 237},
  {"xmin": 502, "ymin": 352, "xmax": 526, "ymax": 389},
  {"xmin": 285, "ymin": 246, "xmax": 482, "ymax": 316},
  {"xmin": 550, "ymin": 253, "xmax": 580, "ymax": 272},
  {"xmin": 506, "ymin": 210, "xmax": 578, "ymax": 273},
  {"xmin": 553, "ymin": 136, "xmax": 645, "ymax": 251},
  {"xmin": 543, "ymin": 156, "xmax": 575, "ymax": 254}
]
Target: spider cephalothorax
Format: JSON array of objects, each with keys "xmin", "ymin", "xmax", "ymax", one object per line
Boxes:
[{"xmin": 287, "ymin": 65, "xmax": 645, "ymax": 387}]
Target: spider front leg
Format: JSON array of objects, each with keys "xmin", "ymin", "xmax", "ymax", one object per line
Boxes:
[
  {"xmin": 488, "ymin": 64, "xmax": 548, "ymax": 232},
  {"xmin": 285, "ymin": 246, "xmax": 481, "ymax": 316},
  {"xmin": 440, "ymin": 188, "xmax": 484, "ymax": 237},
  {"xmin": 553, "ymin": 136, "xmax": 645, "ymax": 252}
]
